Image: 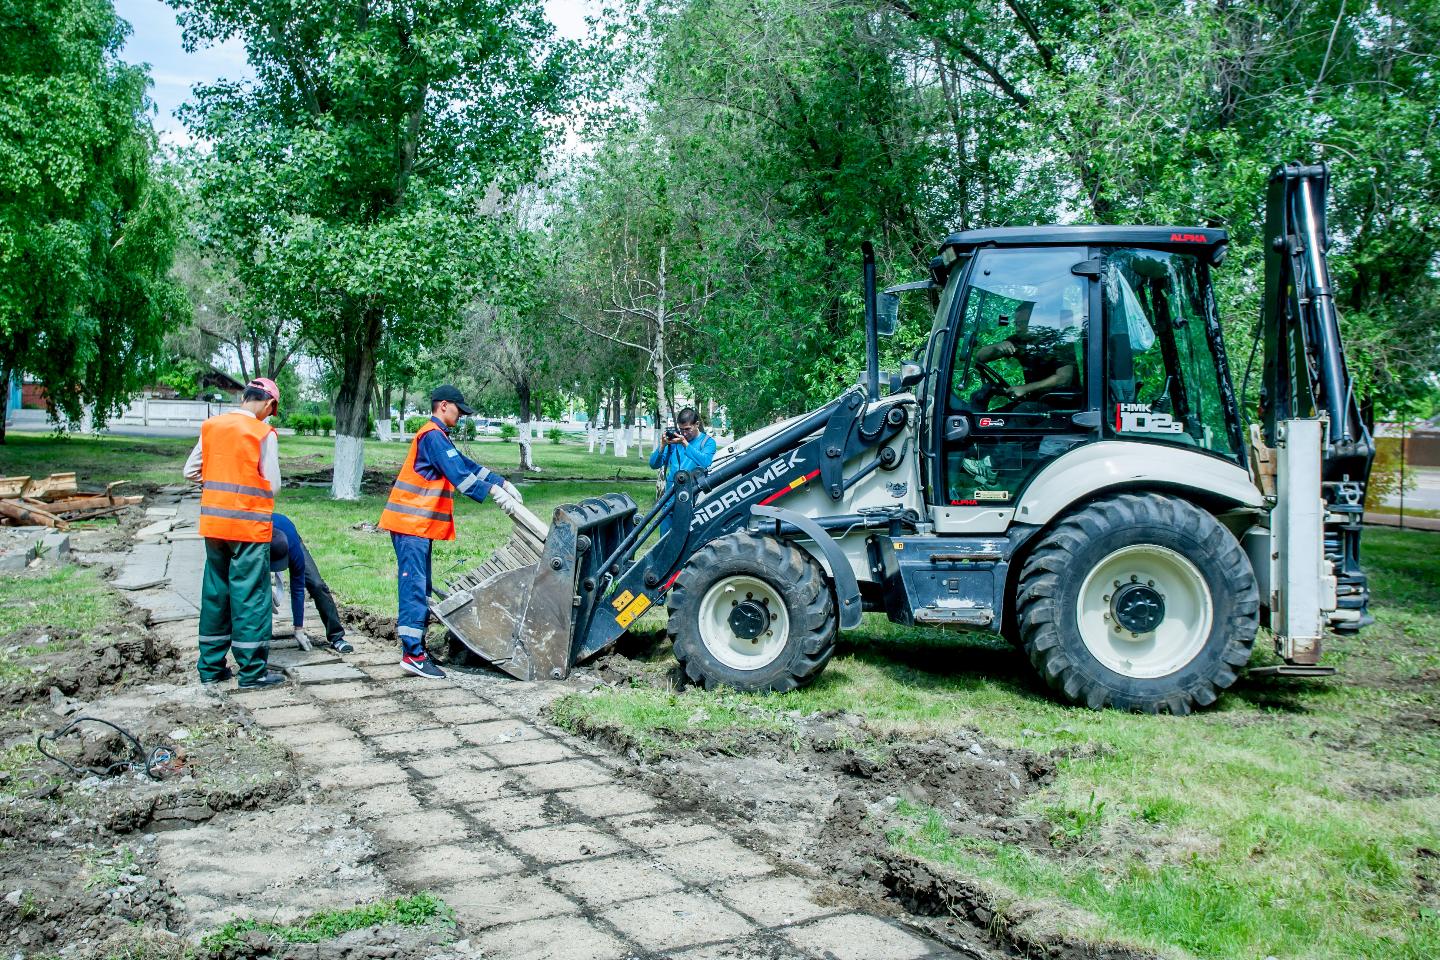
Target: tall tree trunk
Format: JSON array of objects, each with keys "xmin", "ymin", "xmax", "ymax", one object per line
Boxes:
[
  {"xmin": 585, "ymin": 386, "xmax": 601, "ymax": 453},
  {"xmin": 331, "ymin": 304, "xmax": 382, "ymax": 500},
  {"xmin": 622, "ymin": 382, "xmax": 639, "ymax": 458},
  {"xmin": 0, "ymin": 361, "xmax": 11, "ymax": 445},
  {"xmin": 516, "ymin": 380, "xmax": 537, "ymax": 471}
]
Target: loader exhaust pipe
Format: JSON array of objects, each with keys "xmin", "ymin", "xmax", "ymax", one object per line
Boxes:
[{"xmin": 863, "ymin": 241, "xmax": 879, "ymax": 402}]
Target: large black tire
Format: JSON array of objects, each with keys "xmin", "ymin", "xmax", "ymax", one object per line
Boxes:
[
  {"xmin": 1016, "ymin": 493, "xmax": 1258, "ymax": 714},
  {"xmin": 668, "ymin": 531, "xmax": 838, "ymax": 692}
]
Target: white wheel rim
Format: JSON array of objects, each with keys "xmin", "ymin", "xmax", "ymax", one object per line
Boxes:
[
  {"xmin": 1075, "ymin": 544, "xmax": 1212, "ymax": 679},
  {"xmin": 698, "ymin": 575, "xmax": 791, "ymax": 671}
]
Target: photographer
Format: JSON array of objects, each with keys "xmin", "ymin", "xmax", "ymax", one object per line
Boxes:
[{"xmin": 650, "ymin": 407, "xmax": 716, "ymax": 533}]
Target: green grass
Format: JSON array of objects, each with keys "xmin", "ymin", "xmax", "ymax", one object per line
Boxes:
[
  {"xmin": 550, "ymin": 528, "xmax": 1440, "ymax": 960},
  {"xmin": 200, "ymin": 893, "xmax": 453, "ymax": 950},
  {"xmin": 0, "ymin": 565, "xmax": 120, "ymax": 636}
]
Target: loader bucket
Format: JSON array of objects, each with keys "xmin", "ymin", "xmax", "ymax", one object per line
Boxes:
[{"xmin": 430, "ymin": 493, "xmax": 638, "ymax": 680}]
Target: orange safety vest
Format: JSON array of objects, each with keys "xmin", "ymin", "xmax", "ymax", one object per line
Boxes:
[
  {"xmin": 378, "ymin": 421, "xmax": 456, "ymax": 540},
  {"xmin": 198, "ymin": 412, "xmax": 276, "ymax": 543}
]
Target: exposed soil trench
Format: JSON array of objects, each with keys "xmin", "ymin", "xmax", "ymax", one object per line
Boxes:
[{"xmin": 556, "ymin": 654, "xmax": 1157, "ymax": 960}]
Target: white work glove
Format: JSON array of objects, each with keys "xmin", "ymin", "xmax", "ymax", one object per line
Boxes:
[
  {"xmin": 294, "ymin": 628, "xmax": 313, "ymax": 652},
  {"xmin": 501, "ymin": 479, "xmax": 523, "ymax": 504},
  {"xmin": 490, "ymin": 484, "xmax": 520, "ymax": 518}
]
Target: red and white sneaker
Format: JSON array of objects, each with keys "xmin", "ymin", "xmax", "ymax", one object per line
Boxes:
[{"xmin": 401, "ymin": 654, "xmax": 446, "ymax": 679}]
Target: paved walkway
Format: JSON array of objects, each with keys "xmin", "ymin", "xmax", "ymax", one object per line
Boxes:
[{"xmin": 117, "ymin": 496, "xmax": 962, "ymax": 959}]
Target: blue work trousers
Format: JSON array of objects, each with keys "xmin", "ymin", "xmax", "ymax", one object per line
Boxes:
[{"xmin": 391, "ymin": 532, "xmax": 434, "ymax": 658}]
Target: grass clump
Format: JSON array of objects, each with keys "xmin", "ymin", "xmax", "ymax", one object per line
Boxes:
[
  {"xmin": 0, "ymin": 565, "xmax": 120, "ymax": 637},
  {"xmin": 200, "ymin": 893, "xmax": 453, "ymax": 949}
]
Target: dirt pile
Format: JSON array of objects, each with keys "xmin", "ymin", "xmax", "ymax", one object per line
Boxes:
[
  {"xmin": 0, "ymin": 682, "xmax": 298, "ymax": 957},
  {"xmin": 0, "ymin": 608, "xmax": 182, "ymax": 708}
]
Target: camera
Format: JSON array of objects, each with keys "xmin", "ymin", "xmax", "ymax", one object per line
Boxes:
[{"xmin": 664, "ymin": 425, "xmax": 681, "ymax": 441}]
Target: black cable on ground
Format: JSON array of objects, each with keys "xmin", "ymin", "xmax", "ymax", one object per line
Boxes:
[{"xmin": 36, "ymin": 716, "xmax": 177, "ymax": 780}]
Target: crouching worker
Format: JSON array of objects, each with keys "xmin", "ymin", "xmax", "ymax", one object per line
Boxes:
[
  {"xmin": 270, "ymin": 513, "xmax": 354, "ymax": 655},
  {"xmin": 377, "ymin": 385, "xmax": 524, "ymax": 679},
  {"xmin": 184, "ymin": 378, "xmax": 287, "ymax": 689}
]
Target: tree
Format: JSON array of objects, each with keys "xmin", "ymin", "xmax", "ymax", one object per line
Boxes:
[
  {"xmin": 0, "ymin": 0, "xmax": 186, "ymax": 442},
  {"xmin": 171, "ymin": 0, "xmax": 580, "ymax": 497}
]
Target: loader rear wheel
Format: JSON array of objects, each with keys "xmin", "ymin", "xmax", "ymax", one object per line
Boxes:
[
  {"xmin": 668, "ymin": 531, "xmax": 838, "ymax": 693},
  {"xmin": 1016, "ymin": 493, "xmax": 1258, "ymax": 714}
]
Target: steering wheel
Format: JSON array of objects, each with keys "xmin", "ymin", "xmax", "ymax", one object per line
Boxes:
[
  {"xmin": 951, "ymin": 360, "xmax": 1020, "ymax": 414},
  {"xmin": 974, "ymin": 360, "xmax": 1015, "ymax": 392}
]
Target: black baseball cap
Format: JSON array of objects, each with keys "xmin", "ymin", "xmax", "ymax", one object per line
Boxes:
[{"xmin": 431, "ymin": 384, "xmax": 475, "ymax": 415}]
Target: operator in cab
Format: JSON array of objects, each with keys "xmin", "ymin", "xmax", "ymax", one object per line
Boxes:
[
  {"xmin": 378, "ymin": 385, "xmax": 524, "ymax": 679},
  {"xmin": 974, "ymin": 304, "xmax": 1081, "ymax": 408}
]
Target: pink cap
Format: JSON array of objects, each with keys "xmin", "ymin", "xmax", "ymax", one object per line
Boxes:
[{"xmin": 248, "ymin": 377, "xmax": 280, "ymax": 410}]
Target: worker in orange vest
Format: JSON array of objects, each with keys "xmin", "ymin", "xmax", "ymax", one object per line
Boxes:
[
  {"xmin": 183, "ymin": 378, "xmax": 287, "ymax": 689},
  {"xmin": 378, "ymin": 384, "xmax": 523, "ymax": 679}
]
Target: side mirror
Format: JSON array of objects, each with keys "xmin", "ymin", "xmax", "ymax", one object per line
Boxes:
[
  {"xmin": 877, "ymin": 292, "xmax": 900, "ymax": 336},
  {"xmin": 886, "ymin": 363, "xmax": 924, "ymax": 394}
]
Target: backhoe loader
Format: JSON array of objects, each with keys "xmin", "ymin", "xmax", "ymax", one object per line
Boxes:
[{"xmin": 435, "ymin": 162, "xmax": 1373, "ymax": 714}]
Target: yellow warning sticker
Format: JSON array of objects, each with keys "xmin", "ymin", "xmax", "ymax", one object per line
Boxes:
[
  {"xmin": 615, "ymin": 594, "xmax": 652, "ymax": 629},
  {"xmin": 611, "ymin": 590, "xmax": 634, "ymax": 612}
]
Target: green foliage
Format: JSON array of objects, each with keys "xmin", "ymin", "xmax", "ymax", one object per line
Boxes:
[
  {"xmin": 498, "ymin": 423, "xmax": 519, "ymax": 442},
  {"xmin": 171, "ymin": 0, "xmax": 585, "ymax": 446},
  {"xmin": 459, "ymin": 418, "xmax": 477, "ymax": 441},
  {"xmin": 545, "ymin": 426, "xmax": 565, "ymax": 444},
  {"xmin": 317, "ymin": 414, "xmax": 334, "ymax": 436},
  {"xmin": 0, "ymin": 0, "xmax": 187, "ymax": 440},
  {"xmin": 287, "ymin": 413, "xmax": 313, "ymax": 435},
  {"xmin": 201, "ymin": 893, "xmax": 452, "ymax": 950},
  {"xmin": 404, "ymin": 415, "xmax": 430, "ymax": 435}
]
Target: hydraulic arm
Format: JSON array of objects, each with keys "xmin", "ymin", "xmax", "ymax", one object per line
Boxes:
[{"xmin": 1259, "ymin": 162, "xmax": 1374, "ymax": 632}]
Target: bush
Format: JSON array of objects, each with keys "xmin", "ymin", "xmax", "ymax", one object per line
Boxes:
[
  {"xmin": 404, "ymin": 415, "xmax": 430, "ymax": 435},
  {"xmin": 288, "ymin": 413, "xmax": 314, "ymax": 435},
  {"xmin": 498, "ymin": 423, "xmax": 518, "ymax": 442},
  {"xmin": 460, "ymin": 418, "xmax": 477, "ymax": 441},
  {"xmin": 318, "ymin": 414, "xmax": 335, "ymax": 436},
  {"xmin": 545, "ymin": 427, "xmax": 564, "ymax": 445}
]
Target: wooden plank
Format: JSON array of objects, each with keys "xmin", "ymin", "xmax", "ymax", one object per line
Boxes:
[
  {"xmin": 42, "ymin": 494, "xmax": 144, "ymax": 512},
  {"xmin": 0, "ymin": 499, "xmax": 70, "ymax": 530},
  {"xmin": 0, "ymin": 476, "xmax": 29, "ymax": 498},
  {"xmin": 22, "ymin": 472, "xmax": 77, "ymax": 499}
]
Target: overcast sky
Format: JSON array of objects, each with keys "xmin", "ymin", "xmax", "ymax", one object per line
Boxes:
[{"xmin": 114, "ymin": 0, "xmax": 595, "ymax": 147}]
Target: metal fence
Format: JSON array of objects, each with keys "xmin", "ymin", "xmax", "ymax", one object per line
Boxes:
[{"xmin": 1368, "ymin": 421, "xmax": 1440, "ymax": 532}]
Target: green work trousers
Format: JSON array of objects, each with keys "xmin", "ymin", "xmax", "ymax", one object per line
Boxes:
[{"xmin": 198, "ymin": 538, "xmax": 272, "ymax": 684}]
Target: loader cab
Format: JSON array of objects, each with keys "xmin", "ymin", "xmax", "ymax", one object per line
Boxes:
[{"xmin": 919, "ymin": 227, "xmax": 1242, "ymax": 518}]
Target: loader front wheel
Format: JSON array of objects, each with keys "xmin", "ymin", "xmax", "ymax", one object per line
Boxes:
[
  {"xmin": 668, "ymin": 532, "xmax": 838, "ymax": 693},
  {"xmin": 1016, "ymin": 493, "xmax": 1258, "ymax": 714}
]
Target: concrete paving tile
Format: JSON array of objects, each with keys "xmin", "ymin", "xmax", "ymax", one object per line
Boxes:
[
  {"xmin": 312, "ymin": 761, "xmax": 411, "ymax": 791},
  {"xmin": 387, "ymin": 841, "xmax": 524, "ymax": 886},
  {"xmin": 265, "ymin": 722, "xmax": 357, "ymax": 748},
  {"xmin": 370, "ymin": 726, "xmax": 462, "ymax": 754},
  {"xmin": 227, "ymin": 686, "xmax": 302, "ymax": 709},
  {"xmin": 429, "ymin": 702, "xmax": 509, "ymax": 724},
  {"xmin": 506, "ymin": 823, "xmax": 628, "ymax": 864},
  {"xmin": 609, "ymin": 813, "xmax": 725, "ymax": 850},
  {"xmin": 349, "ymin": 782, "xmax": 422, "ymax": 820},
  {"xmin": 482, "ymin": 738, "xmax": 578, "ymax": 767},
  {"xmin": 349, "ymin": 709, "xmax": 437, "ymax": 738},
  {"xmin": 779, "ymin": 914, "xmax": 933, "ymax": 960},
  {"xmin": 463, "ymin": 792, "xmax": 570, "ymax": 833},
  {"xmin": 404, "ymin": 686, "xmax": 476, "ymax": 706},
  {"xmin": 671, "ymin": 939, "xmax": 811, "ymax": 960},
  {"xmin": 358, "ymin": 662, "xmax": 412, "ymax": 681},
  {"xmin": 514, "ymin": 760, "xmax": 614, "ymax": 792},
  {"xmin": 421, "ymin": 767, "xmax": 509, "ymax": 805},
  {"xmin": 290, "ymin": 661, "xmax": 369, "ymax": 683},
  {"xmin": 249, "ymin": 704, "xmax": 328, "ymax": 727},
  {"xmin": 325, "ymin": 695, "xmax": 411, "ymax": 719},
  {"xmin": 454, "ymin": 719, "xmax": 545, "ymax": 747},
  {"xmin": 716, "ymin": 875, "xmax": 836, "ymax": 927},
  {"xmin": 600, "ymin": 890, "xmax": 755, "ymax": 952},
  {"xmin": 653, "ymin": 837, "xmax": 775, "ymax": 885},
  {"xmin": 368, "ymin": 809, "xmax": 468, "ymax": 848},
  {"xmin": 436, "ymin": 875, "xmax": 578, "ymax": 929},
  {"xmin": 308, "ymin": 682, "xmax": 383, "ymax": 702},
  {"xmin": 470, "ymin": 914, "xmax": 628, "ymax": 960},
  {"xmin": 554, "ymin": 784, "xmax": 658, "ymax": 819},
  {"xmin": 287, "ymin": 736, "xmax": 375, "ymax": 767},
  {"xmin": 407, "ymin": 749, "xmax": 496, "ymax": 777},
  {"xmin": 548, "ymin": 854, "xmax": 684, "ymax": 907}
]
